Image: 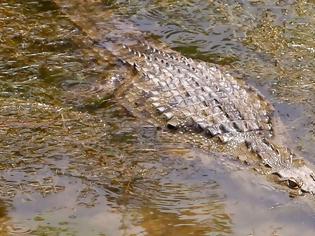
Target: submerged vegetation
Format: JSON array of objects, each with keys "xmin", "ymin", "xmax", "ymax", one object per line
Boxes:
[{"xmin": 0, "ymin": 0, "xmax": 315, "ymax": 235}]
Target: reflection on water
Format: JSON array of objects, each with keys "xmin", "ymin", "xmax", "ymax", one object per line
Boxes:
[
  {"xmin": 1, "ymin": 0, "xmax": 315, "ymax": 235},
  {"xmin": 0, "ymin": 201, "xmax": 9, "ymax": 235}
]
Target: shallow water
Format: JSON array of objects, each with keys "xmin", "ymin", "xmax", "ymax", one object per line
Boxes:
[{"xmin": 1, "ymin": 0, "xmax": 315, "ymax": 235}]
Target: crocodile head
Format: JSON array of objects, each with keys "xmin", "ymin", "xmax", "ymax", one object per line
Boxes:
[{"xmin": 277, "ymin": 165, "xmax": 315, "ymax": 194}]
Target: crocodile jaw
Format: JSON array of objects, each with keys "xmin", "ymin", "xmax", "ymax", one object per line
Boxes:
[{"xmin": 277, "ymin": 165, "xmax": 315, "ymax": 194}]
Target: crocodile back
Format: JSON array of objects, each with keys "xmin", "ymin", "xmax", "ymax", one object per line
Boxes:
[
  {"xmin": 112, "ymin": 43, "xmax": 315, "ymax": 194},
  {"xmin": 116, "ymin": 43, "xmax": 274, "ymax": 144}
]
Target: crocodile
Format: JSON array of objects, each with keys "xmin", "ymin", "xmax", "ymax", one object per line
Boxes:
[
  {"xmin": 106, "ymin": 43, "xmax": 315, "ymax": 195},
  {"xmin": 52, "ymin": 0, "xmax": 315, "ymax": 195}
]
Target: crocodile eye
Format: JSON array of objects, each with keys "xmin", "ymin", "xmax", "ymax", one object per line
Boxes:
[{"xmin": 287, "ymin": 178, "xmax": 299, "ymax": 189}]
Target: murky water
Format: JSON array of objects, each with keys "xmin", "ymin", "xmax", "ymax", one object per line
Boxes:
[{"xmin": 0, "ymin": 0, "xmax": 315, "ymax": 235}]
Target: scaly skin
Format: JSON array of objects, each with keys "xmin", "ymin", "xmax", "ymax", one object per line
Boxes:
[
  {"xmin": 111, "ymin": 42, "xmax": 315, "ymax": 194},
  {"xmin": 51, "ymin": 0, "xmax": 315, "ymax": 195}
]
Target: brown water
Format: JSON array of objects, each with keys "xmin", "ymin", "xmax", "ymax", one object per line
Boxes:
[{"xmin": 0, "ymin": 0, "xmax": 315, "ymax": 235}]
